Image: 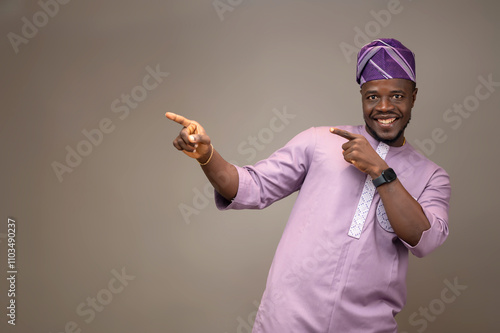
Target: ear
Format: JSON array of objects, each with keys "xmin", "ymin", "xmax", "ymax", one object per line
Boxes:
[{"xmin": 411, "ymin": 87, "xmax": 418, "ymax": 107}]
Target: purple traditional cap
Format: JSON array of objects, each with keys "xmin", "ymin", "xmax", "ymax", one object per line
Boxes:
[{"xmin": 356, "ymin": 38, "xmax": 416, "ymax": 86}]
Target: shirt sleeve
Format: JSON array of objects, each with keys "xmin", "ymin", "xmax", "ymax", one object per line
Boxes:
[
  {"xmin": 214, "ymin": 127, "xmax": 317, "ymax": 210},
  {"xmin": 401, "ymin": 167, "xmax": 451, "ymax": 258}
]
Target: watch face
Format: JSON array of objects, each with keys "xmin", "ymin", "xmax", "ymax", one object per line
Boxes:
[{"xmin": 384, "ymin": 168, "xmax": 397, "ymax": 182}]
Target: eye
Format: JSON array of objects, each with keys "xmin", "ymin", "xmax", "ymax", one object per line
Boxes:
[
  {"xmin": 393, "ymin": 94, "xmax": 403, "ymax": 99},
  {"xmin": 367, "ymin": 95, "xmax": 378, "ymax": 100}
]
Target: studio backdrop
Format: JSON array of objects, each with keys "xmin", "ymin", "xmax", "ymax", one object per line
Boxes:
[{"xmin": 1, "ymin": 0, "xmax": 499, "ymax": 332}]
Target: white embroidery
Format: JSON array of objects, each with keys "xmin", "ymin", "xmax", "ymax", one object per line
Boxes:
[
  {"xmin": 376, "ymin": 200, "xmax": 394, "ymax": 233},
  {"xmin": 376, "ymin": 195, "xmax": 417, "ymax": 233},
  {"xmin": 348, "ymin": 142, "xmax": 390, "ymax": 239}
]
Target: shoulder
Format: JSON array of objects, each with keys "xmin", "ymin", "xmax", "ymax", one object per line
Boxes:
[
  {"xmin": 288, "ymin": 125, "xmax": 361, "ymax": 163},
  {"xmin": 286, "ymin": 125, "xmax": 364, "ymax": 154},
  {"xmin": 403, "ymin": 143, "xmax": 449, "ymax": 177},
  {"xmin": 302, "ymin": 125, "xmax": 362, "ymax": 139},
  {"xmin": 395, "ymin": 143, "xmax": 451, "ymax": 197},
  {"xmin": 313, "ymin": 125, "xmax": 362, "ymax": 134}
]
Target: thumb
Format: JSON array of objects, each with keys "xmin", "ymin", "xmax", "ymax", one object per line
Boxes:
[{"xmin": 188, "ymin": 133, "xmax": 211, "ymax": 145}]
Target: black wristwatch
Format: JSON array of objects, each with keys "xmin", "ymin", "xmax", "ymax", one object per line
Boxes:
[{"xmin": 372, "ymin": 168, "xmax": 397, "ymax": 187}]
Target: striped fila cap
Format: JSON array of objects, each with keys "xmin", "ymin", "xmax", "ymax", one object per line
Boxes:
[{"xmin": 356, "ymin": 38, "xmax": 416, "ymax": 86}]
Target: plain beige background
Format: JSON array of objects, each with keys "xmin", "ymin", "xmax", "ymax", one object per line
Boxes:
[{"xmin": 1, "ymin": 0, "xmax": 499, "ymax": 332}]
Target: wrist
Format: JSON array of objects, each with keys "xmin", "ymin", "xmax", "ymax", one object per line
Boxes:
[
  {"xmin": 369, "ymin": 162, "xmax": 388, "ymax": 179},
  {"xmin": 372, "ymin": 167, "xmax": 397, "ymax": 187},
  {"xmin": 197, "ymin": 144, "xmax": 214, "ymax": 166}
]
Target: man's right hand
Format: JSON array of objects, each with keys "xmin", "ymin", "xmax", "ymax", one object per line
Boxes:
[
  {"xmin": 165, "ymin": 112, "xmax": 212, "ymax": 164},
  {"xmin": 165, "ymin": 111, "xmax": 238, "ymax": 201}
]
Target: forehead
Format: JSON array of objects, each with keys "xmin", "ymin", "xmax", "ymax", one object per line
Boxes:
[{"xmin": 361, "ymin": 78, "xmax": 414, "ymax": 93}]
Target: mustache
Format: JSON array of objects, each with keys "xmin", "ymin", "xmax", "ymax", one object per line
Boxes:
[{"xmin": 371, "ymin": 112, "xmax": 401, "ymax": 118}]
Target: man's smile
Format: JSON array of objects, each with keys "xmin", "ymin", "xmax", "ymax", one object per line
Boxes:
[{"xmin": 377, "ymin": 118, "xmax": 396, "ymax": 124}]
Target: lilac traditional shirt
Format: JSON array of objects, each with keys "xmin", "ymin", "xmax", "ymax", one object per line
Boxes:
[{"xmin": 215, "ymin": 125, "xmax": 451, "ymax": 333}]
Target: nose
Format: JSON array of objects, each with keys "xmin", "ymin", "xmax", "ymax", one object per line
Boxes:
[{"xmin": 376, "ymin": 97, "xmax": 395, "ymax": 112}]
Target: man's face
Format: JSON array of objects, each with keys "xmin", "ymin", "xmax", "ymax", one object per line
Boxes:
[{"xmin": 361, "ymin": 78, "xmax": 417, "ymax": 146}]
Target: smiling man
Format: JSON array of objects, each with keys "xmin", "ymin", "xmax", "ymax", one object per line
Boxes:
[{"xmin": 166, "ymin": 38, "xmax": 450, "ymax": 333}]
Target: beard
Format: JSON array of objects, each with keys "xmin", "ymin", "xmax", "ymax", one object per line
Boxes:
[{"xmin": 365, "ymin": 116, "xmax": 411, "ymax": 145}]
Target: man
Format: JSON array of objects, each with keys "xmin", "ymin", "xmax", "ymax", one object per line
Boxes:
[{"xmin": 166, "ymin": 39, "xmax": 450, "ymax": 333}]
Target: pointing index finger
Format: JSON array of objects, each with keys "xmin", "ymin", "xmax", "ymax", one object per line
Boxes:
[
  {"xmin": 330, "ymin": 127, "xmax": 356, "ymax": 140},
  {"xmin": 165, "ymin": 112, "xmax": 192, "ymax": 127}
]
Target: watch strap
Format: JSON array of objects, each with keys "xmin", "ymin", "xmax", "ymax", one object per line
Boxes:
[{"xmin": 372, "ymin": 168, "xmax": 396, "ymax": 187}]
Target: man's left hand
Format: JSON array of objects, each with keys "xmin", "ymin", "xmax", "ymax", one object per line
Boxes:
[{"xmin": 330, "ymin": 127, "xmax": 388, "ymax": 178}]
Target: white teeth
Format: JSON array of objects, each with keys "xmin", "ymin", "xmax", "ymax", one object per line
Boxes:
[{"xmin": 377, "ymin": 118, "xmax": 396, "ymax": 124}]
